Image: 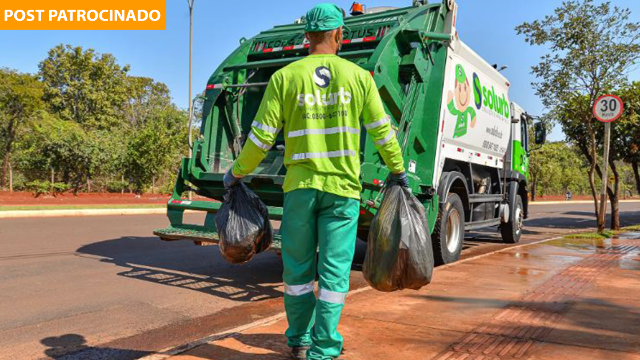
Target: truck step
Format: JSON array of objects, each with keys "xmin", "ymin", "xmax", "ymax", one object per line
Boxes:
[{"xmin": 153, "ymin": 224, "xmax": 281, "ymax": 250}]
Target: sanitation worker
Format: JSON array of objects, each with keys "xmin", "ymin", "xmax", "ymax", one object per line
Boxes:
[{"xmin": 223, "ymin": 3, "xmax": 408, "ymax": 359}]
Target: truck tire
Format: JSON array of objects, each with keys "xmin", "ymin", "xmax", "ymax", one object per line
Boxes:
[
  {"xmin": 432, "ymin": 193, "xmax": 464, "ymax": 265},
  {"xmin": 501, "ymin": 195, "xmax": 523, "ymax": 244}
]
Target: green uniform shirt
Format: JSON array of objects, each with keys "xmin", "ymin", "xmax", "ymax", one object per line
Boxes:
[{"xmin": 233, "ymin": 54, "xmax": 405, "ymax": 199}]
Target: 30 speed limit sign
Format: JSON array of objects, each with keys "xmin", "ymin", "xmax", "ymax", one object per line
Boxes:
[{"xmin": 593, "ymin": 94, "xmax": 624, "ymax": 122}]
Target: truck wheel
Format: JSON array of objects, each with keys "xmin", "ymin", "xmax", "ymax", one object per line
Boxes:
[
  {"xmin": 501, "ymin": 195, "xmax": 523, "ymax": 244},
  {"xmin": 432, "ymin": 193, "xmax": 464, "ymax": 265}
]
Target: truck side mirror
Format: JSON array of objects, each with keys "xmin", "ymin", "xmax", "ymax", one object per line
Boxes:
[{"xmin": 534, "ymin": 122, "xmax": 546, "ymax": 145}]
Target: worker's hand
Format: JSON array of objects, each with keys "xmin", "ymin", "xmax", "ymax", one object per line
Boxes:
[
  {"xmin": 223, "ymin": 168, "xmax": 242, "ymax": 190},
  {"xmin": 389, "ymin": 172, "xmax": 409, "ymax": 188}
]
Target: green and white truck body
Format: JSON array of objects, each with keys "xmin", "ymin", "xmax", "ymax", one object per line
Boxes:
[{"xmin": 154, "ymin": 0, "xmax": 544, "ymax": 265}]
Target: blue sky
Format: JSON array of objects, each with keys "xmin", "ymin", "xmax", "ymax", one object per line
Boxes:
[{"xmin": 1, "ymin": 0, "xmax": 639, "ymax": 141}]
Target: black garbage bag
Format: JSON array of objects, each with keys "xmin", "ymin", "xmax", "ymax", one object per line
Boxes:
[
  {"xmin": 363, "ymin": 180, "xmax": 434, "ymax": 292},
  {"xmin": 215, "ymin": 183, "xmax": 273, "ymax": 264}
]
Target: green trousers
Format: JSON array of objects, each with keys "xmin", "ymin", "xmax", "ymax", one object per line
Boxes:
[{"xmin": 281, "ymin": 189, "xmax": 359, "ymax": 360}]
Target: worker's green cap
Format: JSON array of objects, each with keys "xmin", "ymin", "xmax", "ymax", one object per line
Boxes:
[
  {"xmin": 455, "ymin": 64, "xmax": 467, "ymax": 83},
  {"xmin": 305, "ymin": 3, "xmax": 348, "ymax": 32}
]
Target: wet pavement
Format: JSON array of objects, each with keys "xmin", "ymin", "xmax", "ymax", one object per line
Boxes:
[
  {"xmin": 167, "ymin": 232, "xmax": 640, "ymax": 360},
  {"xmin": 2, "ymin": 203, "xmax": 639, "ymax": 360}
]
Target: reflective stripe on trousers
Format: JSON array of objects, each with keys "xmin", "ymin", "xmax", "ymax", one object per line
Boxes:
[
  {"xmin": 291, "ymin": 149, "xmax": 356, "ymax": 161},
  {"xmin": 284, "ymin": 281, "xmax": 315, "ymax": 296},
  {"xmin": 318, "ymin": 288, "xmax": 347, "ymax": 305}
]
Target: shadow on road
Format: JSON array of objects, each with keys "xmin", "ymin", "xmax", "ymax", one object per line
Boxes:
[
  {"xmin": 180, "ymin": 333, "xmax": 288, "ymax": 360},
  {"xmin": 40, "ymin": 334, "xmax": 150, "ymax": 360},
  {"xmin": 76, "ymin": 236, "xmax": 284, "ymax": 302}
]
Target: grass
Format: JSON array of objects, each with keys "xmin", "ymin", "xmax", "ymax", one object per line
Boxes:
[
  {"xmin": 0, "ymin": 204, "xmax": 166, "ymax": 211},
  {"xmin": 621, "ymin": 224, "xmax": 640, "ymax": 231},
  {"xmin": 564, "ymin": 230, "xmax": 614, "ymax": 240},
  {"xmin": 563, "ymin": 224, "xmax": 640, "ymax": 240}
]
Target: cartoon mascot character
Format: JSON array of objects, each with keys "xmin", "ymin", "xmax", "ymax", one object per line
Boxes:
[{"xmin": 447, "ymin": 64, "xmax": 477, "ymax": 138}]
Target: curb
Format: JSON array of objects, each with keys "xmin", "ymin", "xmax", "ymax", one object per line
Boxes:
[
  {"xmin": 530, "ymin": 199, "xmax": 640, "ymax": 205},
  {"xmin": 0, "ymin": 208, "xmax": 169, "ymax": 219}
]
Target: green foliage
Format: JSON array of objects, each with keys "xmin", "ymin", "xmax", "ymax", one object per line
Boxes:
[
  {"xmin": 0, "ymin": 68, "xmax": 46, "ymax": 187},
  {"xmin": 622, "ymin": 224, "xmax": 640, "ymax": 231},
  {"xmin": 517, "ymin": 0, "xmax": 640, "ymax": 230},
  {"xmin": 123, "ymin": 107, "xmax": 187, "ymax": 193},
  {"xmin": 564, "ymin": 230, "xmax": 613, "ymax": 240},
  {"xmin": 516, "ymin": 0, "xmax": 640, "ymax": 109},
  {"xmin": 106, "ymin": 180, "xmax": 129, "ymax": 193},
  {"xmin": 25, "ymin": 180, "xmax": 69, "ymax": 197},
  {"xmin": 39, "ymin": 44, "xmax": 130, "ymax": 130},
  {"xmin": 529, "ymin": 142, "xmax": 591, "ymax": 196},
  {"xmin": 2, "ymin": 44, "xmax": 189, "ymax": 195}
]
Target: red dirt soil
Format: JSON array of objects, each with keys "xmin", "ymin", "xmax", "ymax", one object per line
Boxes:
[
  {"xmin": 0, "ymin": 191, "xmax": 209, "ymax": 206},
  {"xmin": 1, "ymin": 191, "xmax": 636, "ymax": 207}
]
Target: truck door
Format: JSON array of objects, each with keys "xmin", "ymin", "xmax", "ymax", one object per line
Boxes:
[{"xmin": 512, "ymin": 115, "xmax": 529, "ymax": 178}]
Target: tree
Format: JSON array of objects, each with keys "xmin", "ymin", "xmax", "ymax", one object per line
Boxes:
[
  {"xmin": 17, "ymin": 115, "xmax": 97, "ymax": 193},
  {"xmin": 39, "ymin": 44, "xmax": 130, "ymax": 130},
  {"xmin": 617, "ymin": 81, "xmax": 640, "ymax": 195},
  {"xmin": 124, "ymin": 76, "xmax": 172, "ymax": 128},
  {"xmin": 516, "ymin": 0, "xmax": 640, "ymax": 232},
  {"xmin": 123, "ymin": 107, "xmax": 187, "ymax": 193},
  {"xmin": 0, "ymin": 69, "xmax": 45, "ymax": 189},
  {"xmin": 529, "ymin": 142, "xmax": 590, "ymax": 198}
]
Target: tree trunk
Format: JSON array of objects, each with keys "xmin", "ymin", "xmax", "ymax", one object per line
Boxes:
[
  {"xmin": 1, "ymin": 152, "xmax": 8, "ymax": 189},
  {"xmin": 1, "ymin": 118, "xmax": 16, "ymax": 189},
  {"xmin": 609, "ymin": 160, "xmax": 620, "ymax": 230},
  {"xmin": 152, "ymin": 176, "xmax": 155, "ymax": 194},
  {"xmin": 632, "ymin": 159, "xmax": 640, "ymax": 197},
  {"xmin": 121, "ymin": 175, "xmax": 125, "ymax": 194},
  {"xmin": 51, "ymin": 168, "xmax": 55, "ymax": 184},
  {"xmin": 531, "ymin": 174, "xmax": 537, "ymax": 201},
  {"xmin": 8, "ymin": 161, "xmax": 13, "ymax": 193}
]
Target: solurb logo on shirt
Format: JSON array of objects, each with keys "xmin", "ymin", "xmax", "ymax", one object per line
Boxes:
[
  {"xmin": 313, "ymin": 66, "xmax": 331, "ymax": 88},
  {"xmin": 297, "ymin": 88, "xmax": 352, "ymax": 107}
]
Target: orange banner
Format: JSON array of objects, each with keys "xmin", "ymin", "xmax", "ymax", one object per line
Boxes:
[{"xmin": 0, "ymin": 0, "xmax": 166, "ymax": 30}]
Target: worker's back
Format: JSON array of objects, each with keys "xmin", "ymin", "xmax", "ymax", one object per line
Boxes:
[{"xmin": 267, "ymin": 53, "xmax": 387, "ymax": 198}]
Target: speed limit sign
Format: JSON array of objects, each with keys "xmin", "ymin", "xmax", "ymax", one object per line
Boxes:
[{"xmin": 593, "ymin": 94, "xmax": 624, "ymax": 122}]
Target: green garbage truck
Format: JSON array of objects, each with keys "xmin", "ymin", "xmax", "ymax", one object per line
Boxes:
[{"xmin": 154, "ymin": 0, "xmax": 546, "ymax": 265}]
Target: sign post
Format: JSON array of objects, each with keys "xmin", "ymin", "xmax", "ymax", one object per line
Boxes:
[{"xmin": 592, "ymin": 94, "xmax": 624, "ymax": 232}]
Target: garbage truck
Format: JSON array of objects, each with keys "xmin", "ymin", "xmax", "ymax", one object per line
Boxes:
[{"xmin": 154, "ymin": 0, "xmax": 546, "ymax": 265}]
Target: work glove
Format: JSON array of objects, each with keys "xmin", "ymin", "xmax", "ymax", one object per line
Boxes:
[
  {"xmin": 389, "ymin": 172, "xmax": 410, "ymax": 188},
  {"xmin": 223, "ymin": 168, "xmax": 242, "ymax": 190}
]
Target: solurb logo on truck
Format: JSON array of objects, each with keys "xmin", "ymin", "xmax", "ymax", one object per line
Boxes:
[{"xmin": 472, "ymin": 67, "xmax": 510, "ymax": 119}]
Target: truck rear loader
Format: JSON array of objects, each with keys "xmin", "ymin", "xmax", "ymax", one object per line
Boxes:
[{"xmin": 154, "ymin": 0, "xmax": 546, "ymax": 265}]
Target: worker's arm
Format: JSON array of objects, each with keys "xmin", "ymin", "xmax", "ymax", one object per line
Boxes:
[
  {"xmin": 231, "ymin": 73, "xmax": 284, "ymax": 177},
  {"xmin": 361, "ymin": 74, "xmax": 405, "ymax": 174}
]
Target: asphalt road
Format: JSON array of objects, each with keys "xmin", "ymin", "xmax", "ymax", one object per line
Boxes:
[{"xmin": 0, "ymin": 202, "xmax": 638, "ymax": 360}]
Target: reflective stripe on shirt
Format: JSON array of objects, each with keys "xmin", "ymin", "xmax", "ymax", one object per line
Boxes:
[
  {"xmin": 287, "ymin": 126, "xmax": 360, "ymax": 138},
  {"xmin": 291, "ymin": 150, "xmax": 356, "ymax": 161},
  {"xmin": 364, "ymin": 115, "xmax": 390, "ymax": 130},
  {"xmin": 252, "ymin": 121, "xmax": 279, "ymax": 134},
  {"xmin": 318, "ymin": 288, "xmax": 347, "ymax": 304},
  {"xmin": 374, "ymin": 129, "xmax": 396, "ymax": 146},
  {"xmin": 249, "ymin": 131, "xmax": 272, "ymax": 150},
  {"xmin": 284, "ymin": 281, "xmax": 314, "ymax": 296}
]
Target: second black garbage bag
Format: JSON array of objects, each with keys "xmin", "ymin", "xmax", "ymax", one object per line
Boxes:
[
  {"xmin": 363, "ymin": 180, "xmax": 434, "ymax": 292},
  {"xmin": 215, "ymin": 183, "xmax": 273, "ymax": 264}
]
